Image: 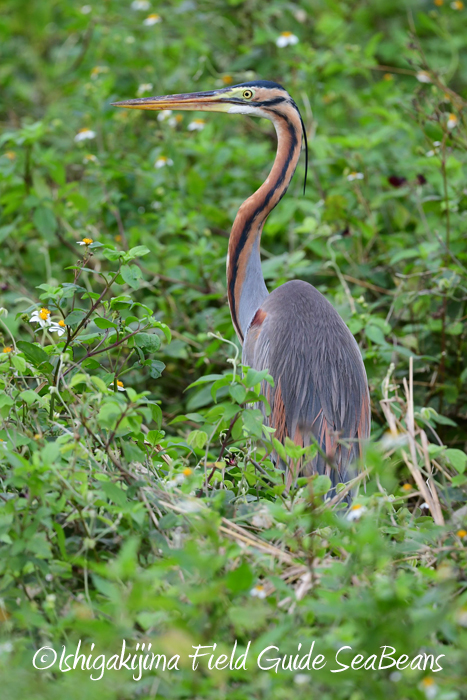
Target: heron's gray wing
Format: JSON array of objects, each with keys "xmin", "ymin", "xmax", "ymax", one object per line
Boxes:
[{"xmin": 243, "ymin": 280, "xmax": 370, "ymax": 488}]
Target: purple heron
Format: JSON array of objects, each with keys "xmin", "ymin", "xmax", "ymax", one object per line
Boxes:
[{"xmin": 113, "ymin": 81, "xmax": 370, "ymax": 489}]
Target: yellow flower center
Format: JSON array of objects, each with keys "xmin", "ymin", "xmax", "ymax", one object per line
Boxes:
[
  {"xmin": 78, "ymin": 128, "xmax": 91, "ymax": 133},
  {"xmin": 383, "ymin": 73, "xmax": 393, "ymax": 81},
  {"xmin": 351, "ymin": 504, "xmax": 362, "ymax": 510},
  {"xmin": 434, "ymin": 0, "xmax": 443, "ymax": 5},
  {"xmin": 402, "ymin": 483, "xmax": 412, "ymax": 491},
  {"xmin": 5, "ymin": 151, "xmax": 16, "ymax": 160},
  {"xmin": 34, "ymin": 434, "xmax": 41, "ymax": 440},
  {"xmin": 2, "ymin": 346, "xmax": 12, "ymax": 353},
  {"xmin": 281, "ymin": 31, "xmax": 293, "ymax": 36},
  {"xmin": 117, "ymin": 380, "xmax": 124, "ymax": 388},
  {"xmin": 82, "ymin": 237, "xmax": 93, "ymax": 245},
  {"xmin": 222, "ymin": 75, "xmax": 233, "ymax": 85},
  {"xmin": 58, "ymin": 320, "xmax": 66, "ymax": 328},
  {"xmin": 147, "ymin": 13, "xmax": 160, "ymax": 19},
  {"xmin": 183, "ymin": 468, "xmax": 193, "ymax": 476},
  {"xmin": 175, "ymin": 115, "xmax": 183, "ymax": 123},
  {"xmin": 448, "ymin": 113, "xmax": 457, "ymax": 122},
  {"xmin": 422, "ymin": 677, "xmax": 435, "ymax": 687},
  {"xmin": 115, "ymin": 234, "xmax": 122, "ymax": 242},
  {"xmin": 39, "ymin": 308, "xmax": 50, "ymax": 321},
  {"xmin": 452, "ymin": 0, "xmax": 463, "ymax": 8},
  {"xmin": 193, "ymin": 119, "xmax": 205, "ymax": 124},
  {"xmin": 457, "ymin": 529, "xmax": 467, "ymax": 538}
]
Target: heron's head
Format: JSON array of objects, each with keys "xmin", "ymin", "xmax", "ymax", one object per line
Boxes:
[
  {"xmin": 112, "ymin": 80, "xmax": 308, "ymax": 190},
  {"xmin": 112, "ymin": 80, "xmax": 300, "ymax": 121}
]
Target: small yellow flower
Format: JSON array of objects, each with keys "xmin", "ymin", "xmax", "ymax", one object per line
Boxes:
[
  {"xmin": 457, "ymin": 529, "xmax": 467, "ymax": 538},
  {"xmin": 116, "ymin": 380, "xmax": 125, "ymax": 391},
  {"xmin": 39, "ymin": 308, "xmax": 51, "ymax": 321},
  {"xmin": 143, "ymin": 13, "xmax": 161, "ymax": 25},
  {"xmin": 183, "ymin": 468, "xmax": 193, "ymax": 477},
  {"xmin": 447, "ymin": 113, "xmax": 458, "ymax": 129},
  {"xmin": 222, "ymin": 75, "xmax": 233, "ymax": 85},
  {"xmin": 34, "ymin": 433, "xmax": 42, "ymax": 440},
  {"xmin": 421, "ymin": 676, "xmax": 435, "ymax": 687},
  {"xmin": 451, "ymin": 0, "xmax": 463, "ymax": 8},
  {"xmin": 347, "ymin": 171, "xmax": 364, "ymax": 181},
  {"xmin": 2, "ymin": 346, "xmax": 12, "ymax": 354},
  {"xmin": 434, "ymin": 0, "xmax": 443, "ymax": 5},
  {"xmin": 91, "ymin": 66, "xmax": 109, "ymax": 78},
  {"xmin": 79, "ymin": 237, "xmax": 93, "ymax": 246},
  {"xmin": 5, "ymin": 151, "xmax": 16, "ymax": 160},
  {"xmin": 383, "ymin": 73, "xmax": 393, "ymax": 81},
  {"xmin": 58, "ymin": 320, "xmax": 66, "ymax": 328},
  {"xmin": 402, "ymin": 483, "xmax": 413, "ymax": 491},
  {"xmin": 115, "ymin": 234, "xmax": 122, "ymax": 242},
  {"xmin": 250, "ymin": 584, "xmax": 266, "ymax": 598},
  {"xmin": 416, "ymin": 71, "xmax": 431, "ymax": 84}
]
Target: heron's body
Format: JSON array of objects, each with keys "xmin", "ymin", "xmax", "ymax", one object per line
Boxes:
[{"xmin": 114, "ymin": 80, "xmax": 370, "ymax": 488}]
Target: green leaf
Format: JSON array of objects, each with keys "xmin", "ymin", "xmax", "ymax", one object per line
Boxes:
[
  {"xmin": 19, "ymin": 389, "xmax": 43, "ymax": 406},
  {"xmin": 446, "ymin": 449, "xmax": 467, "ymax": 474},
  {"xmin": 121, "ymin": 264, "xmax": 142, "ymax": 289},
  {"xmin": 94, "ymin": 317, "xmax": 118, "ymax": 330},
  {"xmin": 149, "ymin": 360, "xmax": 166, "ymax": 379},
  {"xmin": 226, "ymin": 562, "xmax": 254, "ymax": 593},
  {"xmin": 127, "ymin": 245, "xmax": 150, "ymax": 259},
  {"xmin": 365, "ymin": 325, "xmax": 387, "ymax": 346},
  {"xmin": 135, "ymin": 333, "xmax": 161, "ymax": 352},
  {"xmin": 33, "ymin": 206, "xmax": 57, "ymax": 239},
  {"xmin": 187, "ymin": 429, "xmax": 208, "ymax": 450},
  {"xmin": 16, "ymin": 341, "xmax": 49, "ymax": 367},
  {"xmin": 244, "ymin": 367, "xmax": 270, "ymax": 388},
  {"xmin": 65, "ymin": 309, "xmax": 87, "ymax": 326}
]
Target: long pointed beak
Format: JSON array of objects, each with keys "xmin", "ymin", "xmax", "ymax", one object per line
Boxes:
[{"xmin": 112, "ymin": 89, "xmax": 233, "ymax": 113}]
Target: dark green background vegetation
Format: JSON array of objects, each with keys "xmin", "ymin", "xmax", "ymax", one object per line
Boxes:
[{"xmin": 0, "ymin": 0, "xmax": 467, "ymax": 697}]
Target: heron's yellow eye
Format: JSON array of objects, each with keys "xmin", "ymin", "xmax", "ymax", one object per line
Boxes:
[{"xmin": 242, "ymin": 89, "xmax": 253, "ymax": 99}]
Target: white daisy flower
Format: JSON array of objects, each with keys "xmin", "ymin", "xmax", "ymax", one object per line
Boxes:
[
  {"xmin": 346, "ymin": 504, "xmax": 367, "ymax": 521},
  {"xmin": 30, "ymin": 308, "xmax": 52, "ymax": 329},
  {"xmin": 420, "ymin": 677, "xmax": 438, "ymax": 699},
  {"xmin": 187, "ymin": 118, "xmax": 205, "ymax": 131},
  {"xmin": 389, "ymin": 671, "xmax": 402, "ymax": 682},
  {"xmin": 137, "ymin": 83, "xmax": 153, "ymax": 96},
  {"xmin": 276, "ymin": 31, "xmax": 299, "ymax": 48},
  {"xmin": 347, "ymin": 171, "xmax": 364, "ymax": 181},
  {"xmin": 420, "ymin": 502, "xmax": 430, "ymax": 510},
  {"xmin": 74, "ymin": 129, "xmax": 96, "ymax": 142},
  {"xmin": 116, "ymin": 380, "xmax": 126, "ymax": 392},
  {"xmin": 447, "ymin": 113, "xmax": 458, "ymax": 129},
  {"xmin": 77, "ymin": 237, "xmax": 93, "ymax": 246},
  {"xmin": 294, "ymin": 674, "xmax": 310, "ymax": 685},
  {"xmin": 416, "ymin": 71, "xmax": 431, "ymax": 84},
  {"xmin": 157, "ymin": 109, "xmax": 173, "ymax": 122},
  {"xmin": 250, "ymin": 584, "xmax": 267, "ymax": 599},
  {"xmin": 49, "ymin": 320, "xmax": 67, "ymax": 337},
  {"xmin": 83, "ymin": 154, "xmax": 98, "ymax": 164},
  {"xmin": 252, "ymin": 509, "xmax": 273, "ymax": 529},
  {"xmin": 80, "ymin": 5, "xmax": 92, "ymax": 13},
  {"xmin": 131, "ymin": 0, "xmax": 150, "ymax": 8},
  {"xmin": 143, "ymin": 13, "xmax": 161, "ymax": 25},
  {"xmin": 154, "ymin": 156, "xmax": 173, "ymax": 168}
]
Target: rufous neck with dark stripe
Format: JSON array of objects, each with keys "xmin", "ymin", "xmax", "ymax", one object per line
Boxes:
[{"xmin": 227, "ymin": 104, "xmax": 303, "ymax": 342}]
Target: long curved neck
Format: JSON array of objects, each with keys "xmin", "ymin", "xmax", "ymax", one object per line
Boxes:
[{"xmin": 227, "ymin": 107, "xmax": 303, "ymax": 342}]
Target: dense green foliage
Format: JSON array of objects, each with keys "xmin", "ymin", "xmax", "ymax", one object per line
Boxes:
[{"xmin": 1, "ymin": 0, "xmax": 467, "ymax": 697}]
